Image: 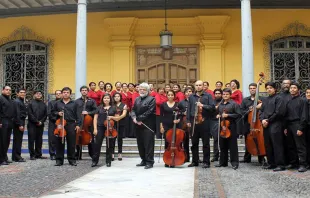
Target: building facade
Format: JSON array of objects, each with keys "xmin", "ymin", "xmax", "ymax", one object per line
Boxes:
[{"xmin": 0, "ymin": 0, "xmax": 310, "ymax": 99}]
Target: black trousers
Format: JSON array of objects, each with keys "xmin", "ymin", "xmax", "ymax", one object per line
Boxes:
[
  {"xmin": 191, "ymin": 119, "xmax": 210, "ymax": 165},
  {"xmin": 0, "ymin": 119, "xmax": 13, "ymax": 162},
  {"xmin": 55, "ymin": 122, "xmax": 76, "ymax": 164},
  {"xmin": 92, "ymin": 126, "xmax": 115, "ymax": 164},
  {"xmin": 48, "ymin": 121, "xmax": 57, "ymax": 157},
  {"xmin": 219, "ymin": 123, "xmax": 239, "ymax": 166},
  {"xmin": 263, "ymin": 120, "xmax": 285, "ymax": 167},
  {"xmin": 136, "ymin": 125, "xmax": 155, "ymax": 166},
  {"xmin": 113, "ymin": 125, "xmax": 125, "ymax": 154},
  {"xmin": 12, "ymin": 123, "xmax": 25, "ymax": 161},
  {"xmin": 210, "ymin": 119, "xmax": 219, "ymax": 159},
  {"xmin": 286, "ymin": 121, "xmax": 307, "ymax": 166},
  {"xmin": 28, "ymin": 123, "xmax": 44, "ymax": 158},
  {"xmin": 306, "ymin": 125, "xmax": 310, "ymax": 166},
  {"xmin": 76, "ymin": 143, "xmax": 93, "ymax": 159}
]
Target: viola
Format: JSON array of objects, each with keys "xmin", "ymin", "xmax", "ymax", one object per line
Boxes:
[
  {"xmin": 54, "ymin": 110, "xmax": 67, "ymax": 144},
  {"xmin": 104, "ymin": 109, "xmax": 118, "ymax": 138},
  {"xmin": 163, "ymin": 110, "xmax": 186, "ymax": 167},
  {"xmin": 246, "ymin": 72, "xmax": 266, "ymax": 156},
  {"xmin": 76, "ymin": 98, "xmax": 93, "ymax": 146},
  {"xmin": 220, "ymin": 109, "xmax": 231, "ymax": 138}
]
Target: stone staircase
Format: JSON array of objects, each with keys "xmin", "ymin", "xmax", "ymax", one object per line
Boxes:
[{"xmin": 8, "ymin": 131, "xmax": 246, "ymax": 158}]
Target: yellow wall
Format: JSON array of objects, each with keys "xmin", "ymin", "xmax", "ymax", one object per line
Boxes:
[{"xmin": 0, "ymin": 9, "xmax": 309, "ymax": 92}]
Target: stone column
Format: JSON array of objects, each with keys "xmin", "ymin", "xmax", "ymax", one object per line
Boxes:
[
  {"xmin": 241, "ymin": 0, "xmax": 254, "ymax": 97},
  {"xmin": 75, "ymin": 0, "xmax": 87, "ymax": 99}
]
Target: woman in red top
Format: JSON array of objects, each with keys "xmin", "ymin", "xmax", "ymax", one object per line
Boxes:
[
  {"xmin": 165, "ymin": 84, "xmax": 171, "ymax": 93},
  {"xmin": 230, "ymin": 79, "xmax": 243, "ymax": 105},
  {"xmin": 172, "ymin": 84, "xmax": 185, "ymax": 103},
  {"xmin": 155, "ymin": 87, "xmax": 168, "ymax": 139},
  {"xmin": 87, "ymin": 82, "xmax": 100, "ymax": 105},
  {"xmin": 203, "ymin": 81, "xmax": 215, "ymax": 99},
  {"xmin": 103, "ymin": 83, "xmax": 113, "ymax": 95},
  {"xmin": 149, "ymin": 84, "xmax": 157, "ymax": 97},
  {"xmin": 97, "ymin": 81, "xmax": 105, "ymax": 101}
]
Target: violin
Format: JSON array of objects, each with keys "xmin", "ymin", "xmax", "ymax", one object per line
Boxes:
[
  {"xmin": 192, "ymin": 96, "xmax": 204, "ymax": 136},
  {"xmin": 104, "ymin": 108, "xmax": 118, "ymax": 138},
  {"xmin": 54, "ymin": 110, "xmax": 67, "ymax": 144},
  {"xmin": 220, "ymin": 109, "xmax": 231, "ymax": 138},
  {"xmin": 246, "ymin": 72, "xmax": 266, "ymax": 156},
  {"xmin": 163, "ymin": 110, "xmax": 186, "ymax": 167},
  {"xmin": 76, "ymin": 98, "xmax": 93, "ymax": 146}
]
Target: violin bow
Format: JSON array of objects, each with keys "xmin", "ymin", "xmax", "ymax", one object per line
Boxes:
[
  {"xmin": 158, "ymin": 133, "xmax": 163, "ymax": 163},
  {"xmin": 62, "ymin": 110, "xmax": 65, "ymax": 144}
]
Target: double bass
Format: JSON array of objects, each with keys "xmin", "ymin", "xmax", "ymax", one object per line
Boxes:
[
  {"xmin": 54, "ymin": 110, "xmax": 66, "ymax": 144},
  {"xmin": 76, "ymin": 98, "xmax": 93, "ymax": 146},
  {"xmin": 163, "ymin": 110, "xmax": 186, "ymax": 167},
  {"xmin": 246, "ymin": 72, "xmax": 266, "ymax": 156}
]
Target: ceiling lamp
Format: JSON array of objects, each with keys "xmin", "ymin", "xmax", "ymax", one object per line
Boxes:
[{"xmin": 159, "ymin": 0, "xmax": 173, "ymax": 48}]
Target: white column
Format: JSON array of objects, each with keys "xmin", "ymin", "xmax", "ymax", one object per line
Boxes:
[
  {"xmin": 241, "ymin": 0, "xmax": 254, "ymax": 97},
  {"xmin": 75, "ymin": 0, "xmax": 87, "ymax": 99}
]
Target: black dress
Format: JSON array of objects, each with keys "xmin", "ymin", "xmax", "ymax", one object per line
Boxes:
[{"xmin": 114, "ymin": 102, "xmax": 127, "ymax": 154}]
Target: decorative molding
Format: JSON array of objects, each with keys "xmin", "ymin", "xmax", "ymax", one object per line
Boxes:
[
  {"xmin": 0, "ymin": 26, "xmax": 54, "ymax": 94},
  {"xmin": 195, "ymin": 15, "xmax": 230, "ymax": 39},
  {"xmin": 103, "ymin": 17, "xmax": 138, "ymax": 40},
  {"xmin": 200, "ymin": 40, "xmax": 226, "ymax": 49},
  {"xmin": 263, "ymin": 21, "xmax": 310, "ymax": 81}
]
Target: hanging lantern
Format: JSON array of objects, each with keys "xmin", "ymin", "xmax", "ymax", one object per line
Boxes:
[{"xmin": 159, "ymin": 0, "xmax": 172, "ymax": 49}]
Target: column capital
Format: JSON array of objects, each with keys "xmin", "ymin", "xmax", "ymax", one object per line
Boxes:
[
  {"xmin": 195, "ymin": 15, "xmax": 230, "ymax": 39},
  {"xmin": 109, "ymin": 40, "xmax": 135, "ymax": 48},
  {"xmin": 200, "ymin": 39, "xmax": 226, "ymax": 49}
]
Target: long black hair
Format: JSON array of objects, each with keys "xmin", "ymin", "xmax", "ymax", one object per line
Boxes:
[{"xmin": 100, "ymin": 93, "xmax": 113, "ymax": 107}]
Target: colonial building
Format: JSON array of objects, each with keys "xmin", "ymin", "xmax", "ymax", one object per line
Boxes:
[{"xmin": 0, "ymin": 0, "xmax": 309, "ymax": 100}]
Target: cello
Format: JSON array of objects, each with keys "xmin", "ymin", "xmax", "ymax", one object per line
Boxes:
[
  {"xmin": 163, "ymin": 110, "xmax": 186, "ymax": 167},
  {"xmin": 54, "ymin": 110, "xmax": 66, "ymax": 144},
  {"xmin": 76, "ymin": 98, "xmax": 93, "ymax": 146},
  {"xmin": 246, "ymin": 72, "xmax": 266, "ymax": 156}
]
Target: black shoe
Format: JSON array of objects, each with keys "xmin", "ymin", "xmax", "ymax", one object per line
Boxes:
[
  {"xmin": 91, "ymin": 161, "xmax": 98, "ymax": 167},
  {"xmin": 164, "ymin": 164, "xmax": 169, "ymax": 167},
  {"xmin": 144, "ymin": 164, "xmax": 153, "ymax": 169},
  {"xmin": 215, "ymin": 164, "xmax": 228, "ymax": 167},
  {"xmin": 136, "ymin": 162, "xmax": 146, "ymax": 167},
  {"xmin": 15, "ymin": 158, "xmax": 26, "ymax": 162},
  {"xmin": 50, "ymin": 156, "xmax": 56, "ymax": 160},
  {"xmin": 1, "ymin": 161, "xmax": 9, "ymax": 165},
  {"xmin": 211, "ymin": 158, "xmax": 218, "ymax": 162},
  {"xmin": 286, "ymin": 164, "xmax": 297, "ymax": 169},
  {"xmin": 263, "ymin": 165, "xmax": 276, "ymax": 169},
  {"xmin": 69, "ymin": 162, "xmax": 77, "ymax": 166},
  {"xmin": 36, "ymin": 156, "xmax": 48, "ymax": 159},
  {"xmin": 30, "ymin": 157, "xmax": 36, "ymax": 160},
  {"xmin": 273, "ymin": 166, "xmax": 285, "ymax": 172},
  {"xmin": 107, "ymin": 163, "xmax": 111, "ymax": 167},
  {"xmin": 232, "ymin": 165, "xmax": 238, "ymax": 170},
  {"xmin": 240, "ymin": 160, "xmax": 251, "ymax": 163},
  {"xmin": 55, "ymin": 161, "xmax": 63, "ymax": 166},
  {"xmin": 202, "ymin": 163, "xmax": 210, "ymax": 168},
  {"xmin": 6, "ymin": 160, "xmax": 12, "ymax": 163},
  {"xmin": 298, "ymin": 166, "xmax": 307, "ymax": 172},
  {"xmin": 198, "ymin": 159, "xmax": 203, "ymax": 163},
  {"xmin": 188, "ymin": 162, "xmax": 199, "ymax": 167}
]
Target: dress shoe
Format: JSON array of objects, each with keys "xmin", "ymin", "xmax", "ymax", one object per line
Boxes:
[
  {"xmin": 36, "ymin": 156, "xmax": 47, "ymax": 159},
  {"xmin": 215, "ymin": 164, "xmax": 228, "ymax": 167},
  {"xmin": 6, "ymin": 160, "xmax": 12, "ymax": 163},
  {"xmin": 50, "ymin": 156, "xmax": 56, "ymax": 160},
  {"xmin": 15, "ymin": 158, "xmax": 26, "ymax": 162},
  {"xmin": 232, "ymin": 165, "xmax": 238, "ymax": 170},
  {"xmin": 211, "ymin": 158, "xmax": 218, "ymax": 162},
  {"xmin": 107, "ymin": 163, "xmax": 111, "ymax": 167},
  {"xmin": 1, "ymin": 161, "xmax": 9, "ymax": 165},
  {"xmin": 240, "ymin": 160, "xmax": 251, "ymax": 163},
  {"xmin": 188, "ymin": 163, "xmax": 199, "ymax": 167},
  {"xmin": 263, "ymin": 165, "xmax": 276, "ymax": 170},
  {"xmin": 55, "ymin": 162, "xmax": 63, "ymax": 166},
  {"xmin": 91, "ymin": 161, "xmax": 98, "ymax": 167},
  {"xmin": 273, "ymin": 166, "xmax": 285, "ymax": 172},
  {"xmin": 286, "ymin": 164, "xmax": 297, "ymax": 169},
  {"xmin": 298, "ymin": 166, "xmax": 307, "ymax": 172},
  {"xmin": 136, "ymin": 162, "xmax": 146, "ymax": 167},
  {"xmin": 144, "ymin": 164, "xmax": 153, "ymax": 169},
  {"xmin": 198, "ymin": 159, "xmax": 203, "ymax": 163},
  {"xmin": 30, "ymin": 157, "xmax": 36, "ymax": 160},
  {"xmin": 202, "ymin": 163, "xmax": 210, "ymax": 168},
  {"xmin": 118, "ymin": 154, "xmax": 122, "ymax": 161},
  {"xmin": 69, "ymin": 162, "xmax": 77, "ymax": 166},
  {"xmin": 164, "ymin": 164, "xmax": 169, "ymax": 167}
]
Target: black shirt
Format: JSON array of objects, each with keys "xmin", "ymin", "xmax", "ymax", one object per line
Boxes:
[
  {"xmin": 186, "ymin": 92, "xmax": 215, "ymax": 123},
  {"xmin": 0, "ymin": 94, "xmax": 16, "ymax": 124},
  {"xmin": 260, "ymin": 94, "xmax": 285, "ymax": 123},
  {"xmin": 211, "ymin": 98, "xmax": 222, "ymax": 120},
  {"xmin": 218, "ymin": 100, "xmax": 241, "ymax": 123},
  {"xmin": 115, "ymin": 102, "xmax": 127, "ymax": 126},
  {"xmin": 131, "ymin": 95, "xmax": 156, "ymax": 122},
  {"xmin": 240, "ymin": 96, "xmax": 265, "ymax": 122},
  {"xmin": 160, "ymin": 102, "xmax": 179, "ymax": 130},
  {"xmin": 52, "ymin": 99, "xmax": 81, "ymax": 126},
  {"xmin": 285, "ymin": 95, "xmax": 308, "ymax": 131},
  {"xmin": 96, "ymin": 106, "xmax": 116, "ymax": 127},
  {"xmin": 47, "ymin": 99, "xmax": 61, "ymax": 122},
  {"xmin": 28, "ymin": 99, "xmax": 47, "ymax": 124},
  {"xmin": 14, "ymin": 97, "xmax": 27, "ymax": 126}
]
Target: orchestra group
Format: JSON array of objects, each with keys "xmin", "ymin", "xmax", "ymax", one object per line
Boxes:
[{"xmin": 0, "ymin": 77, "xmax": 310, "ymax": 172}]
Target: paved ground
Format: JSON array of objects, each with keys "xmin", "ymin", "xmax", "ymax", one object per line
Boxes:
[
  {"xmin": 42, "ymin": 158, "xmax": 195, "ymax": 198},
  {"xmin": 198, "ymin": 160, "xmax": 310, "ymax": 198},
  {"xmin": 0, "ymin": 154, "xmax": 99, "ymax": 198}
]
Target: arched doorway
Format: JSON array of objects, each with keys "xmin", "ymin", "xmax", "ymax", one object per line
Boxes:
[
  {"xmin": 0, "ymin": 40, "xmax": 48, "ymax": 100},
  {"xmin": 136, "ymin": 46, "xmax": 199, "ymax": 89},
  {"xmin": 271, "ymin": 36, "xmax": 310, "ymax": 90}
]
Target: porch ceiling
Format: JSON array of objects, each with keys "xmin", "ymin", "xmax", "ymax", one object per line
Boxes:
[{"xmin": 0, "ymin": 0, "xmax": 309, "ymax": 18}]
